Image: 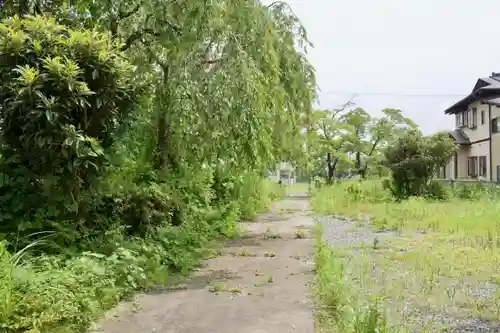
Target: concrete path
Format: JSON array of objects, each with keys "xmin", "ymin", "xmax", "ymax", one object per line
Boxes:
[{"xmin": 91, "ymin": 193, "xmax": 315, "ymax": 333}]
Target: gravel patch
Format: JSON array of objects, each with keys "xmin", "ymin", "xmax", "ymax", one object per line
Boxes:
[
  {"xmin": 450, "ymin": 318, "xmax": 500, "ymax": 333},
  {"xmin": 317, "ymin": 214, "xmax": 500, "ymax": 333},
  {"xmin": 316, "ymin": 215, "xmax": 396, "ymax": 247}
]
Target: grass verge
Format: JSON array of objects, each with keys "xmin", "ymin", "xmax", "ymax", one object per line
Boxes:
[
  {"xmin": 314, "ymin": 224, "xmax": 391, "ymax": 333},
  {"xmin": 312, "ymin": 180, "xmax": 500, "ymax": 332}
]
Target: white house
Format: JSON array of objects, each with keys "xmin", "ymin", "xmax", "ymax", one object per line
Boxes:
[{"xmin": 268, "ymin": 162, "xmax": 296, "ymax": 185}]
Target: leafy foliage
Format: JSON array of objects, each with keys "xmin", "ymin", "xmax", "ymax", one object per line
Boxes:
[
  {"xmin": 0, "ymin": 15, "xmax": 142, "ymax": 239},
  {"xmin": 308, "ymin": 105, "xmax": 417, "ymax": 181},
  {"xmin": 0, "ymin": 1, "xmax": 314, "ymax": 332},
  {"xmin": 309, "ymin": 107, "xmax": 355, "ymax": 182},
  {"xmin": 384, "ymin": 131, "xmax": 455, "ymax": 199}
]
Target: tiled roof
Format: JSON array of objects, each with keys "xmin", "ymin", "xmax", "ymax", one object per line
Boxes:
[{"xmin": 444, "ymin": 73, "xmax": 500, "ymax": 114}]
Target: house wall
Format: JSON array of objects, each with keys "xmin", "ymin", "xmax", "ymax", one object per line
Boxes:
[
  {"xmin": 490, "ymin": 104, "xmax": 500, "ymax": 182},
  {"xmin": 468, "ymin": 141, "xmax": 490, "ymax": 180},
  {"xmin": 459, "ymin": 101, "xmax": 490, "ymax": 142},
  {"xmin": 456, "ymin": 146, "xmax": 470, "ymax": 179},
  {"xmin": 444, "ymin": 158, "xmax": 453, "ymax": 179},
  {"xmin": 451, "ymin": 101, "xmax": 498, "ymax": 180},
  {"xmin": 443, "ymin": 144, "xmax": 490, "ymax": 180}
]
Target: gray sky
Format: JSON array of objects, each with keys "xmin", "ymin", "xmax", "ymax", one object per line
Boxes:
[{"xmin": 267, "ymin": 0, "xmax": 500, "ymax": 134}]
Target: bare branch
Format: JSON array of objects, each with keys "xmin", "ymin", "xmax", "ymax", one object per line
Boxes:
[
  {"xmin": 332, "ymin": 98, "xmax": 356, "ymax": 116},
  {"xmin": 319, "ymin": 121, "xmax": 330, "ymax": 141}
]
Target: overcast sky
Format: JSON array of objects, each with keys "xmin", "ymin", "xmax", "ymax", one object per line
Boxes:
[{"xmin": 265, "ymin": 0, "xmax": 500, "ymax": 134}]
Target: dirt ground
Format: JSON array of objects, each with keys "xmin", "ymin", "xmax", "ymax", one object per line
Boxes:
[{"xmin": 90, "ymin": 193, "xmax": 315, "ymax": 333}]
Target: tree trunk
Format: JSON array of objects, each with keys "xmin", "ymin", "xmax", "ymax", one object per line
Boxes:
[
  {"xmin": 326, "ymin": 153, "xmax": 337, "ymax": 184},
  {"xmin": 359, "ymin": 138, "xmax": 381, "ymax": 179},
  {"xmin": 355, "ymin": 151, "xmax": 362, "ymax": 175},
  {"xmin": 155, "ymin": 112, "xmax": 168, "ymax": 169},
  {"xmin": 154, "ymin": 68, "xmax": 171, "ymax": 170}
]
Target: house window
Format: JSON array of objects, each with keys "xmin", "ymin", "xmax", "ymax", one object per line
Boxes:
[
  {"xmin": 470, "ymin": 108, "xmax": 477, "ymax": 128},
  {"xmin": 479, "ymin": 156, "xmax": 487, "ymax": 177},
  {"xmin": 457, "ymin": 112, "xmax": 466, "ymax": 128},
  {"xmin": 468, "ymin": 156, "xmax": 478, "ymax": 177},
  {"xmin": 464, "ymin": 111, "xmax": 469, "ymax": 127},
  {"xmin": 492, "ymin": 117, "xmax": 500, "ymax": 133},
  {"xmin": 481, "ymin": 110, "xmax": 485, "ymax": 125},
  {"xmin": 439, "ymin": 165, "xmax": 446, "ymax": 179}
]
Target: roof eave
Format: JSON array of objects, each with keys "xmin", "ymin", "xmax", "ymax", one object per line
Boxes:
[
  {"xmin": 444, "ymin": 93, "xmax": 476, "ymax": 114},
  {"xmin": 445, "ymin": 88, "xmax": 500, "ymax": 114},
  {"xmin": 484, "ymin": 100, "xmax": 500, "ymax": 106}
]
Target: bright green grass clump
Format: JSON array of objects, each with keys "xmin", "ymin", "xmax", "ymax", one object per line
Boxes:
[{"xmin": 312, "ymin": 179, "xmax": 500, "ymax": 239}]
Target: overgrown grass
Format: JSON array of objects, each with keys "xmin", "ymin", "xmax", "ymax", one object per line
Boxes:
[
  {"xmin": 315, "ymin": 225, "xmax": 392, "ymax": 333},
  {"xmin": 0, "ymin": 179, "xmax": 284, "ymax": 333},
  {"xmin": 312, "ymin": 179, "xmax": 500, "ymax": 332}
]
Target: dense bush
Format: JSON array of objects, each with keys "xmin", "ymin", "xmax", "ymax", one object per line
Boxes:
[
  {"xmin": 384, "ymin": 131, "xmax": 454, "ymax": 199},
  {"xmin": 0, "ymin": 15, "xmax": 141, "ymax": 240},
  {"xmin": 0, "ymin": 176, "xmax": 284, "ymax": 333},
  {"xmin": 424, "ymin": 180, "xmax": 451, "ymax": 200}
]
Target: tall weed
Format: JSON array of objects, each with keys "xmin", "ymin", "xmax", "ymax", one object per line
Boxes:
[
  {"xmin": 0, "ymin": 172, "xmax": 283, "ymax": 333},
  {"xmin": 315, "ymin": 226, "xmax": 393, "ymax": 333}
]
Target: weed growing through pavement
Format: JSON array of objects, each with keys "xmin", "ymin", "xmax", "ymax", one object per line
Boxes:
[
  {"xmin": 263, "ymin": 228, "xmax": 281, "ymax": 239},
  {"xmin": 295, "ymin": 229, "xmax": 307, "ymax": 239}
]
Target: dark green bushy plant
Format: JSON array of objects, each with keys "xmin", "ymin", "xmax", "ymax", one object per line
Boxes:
[
  {"xmin": 384, "ymin": 130, "xmax": 455, "ymax": 200},
  {"xmin": 84, "ymin": 182, "xmax": 174, "ymax": 236},
  {"xmin": 424, "ymin": 180, "xmax": 450, "ymax": 201},
  {"xmin": 0, "ymin": 15, "xmax": 141, "ymax": 239}
]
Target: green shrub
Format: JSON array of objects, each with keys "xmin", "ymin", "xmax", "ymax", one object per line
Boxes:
[
  {"xmin": 384, "ymin": 131, "xmax": 454, "ymax": 199},
  {"xmin": 1, "ymin": 243, "xmax": 147, "ymax": 333},
  {"xmin": 87, "ymin": 182, "xmax": 175, "ymax": 236},
  {"xmin": 424, "ymin": 180, "xmax": 451, "ymax": 201},
  {"xmin": 453, "ymin": 183, "xmax": 483, "ymax": 200},
  {"xmin": 0, "ymin": 15, "xmax": 141, "ymax": 240}
]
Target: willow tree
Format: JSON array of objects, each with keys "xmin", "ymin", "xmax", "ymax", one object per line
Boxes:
[
  {"xmin": 146, "ymin": 1, "xmax": 316, "ymax": 174},
  {"xmin": 5, "ymin": 0, "xmax": 316, "ymax": 181},
  {"xmin": 89, "ymin": 0, "xmax": 318, "ymax": 176}
]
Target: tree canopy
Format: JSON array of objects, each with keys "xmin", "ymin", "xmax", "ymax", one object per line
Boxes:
[
  {"xmin": 308, "ymin": 104, "xmax": 418, "ymax": 182},
  {"xmin": 0, "ymin": 1, "xmax": 317, "ymax": 241}
]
